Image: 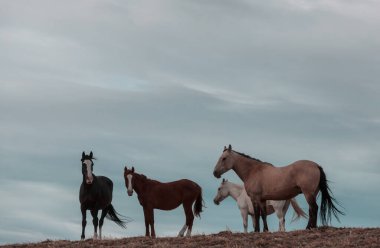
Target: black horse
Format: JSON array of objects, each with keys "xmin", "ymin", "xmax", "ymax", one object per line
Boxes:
[{"xmin": 79, "ymin": 151, "xmax": 127, "ymax": 240}]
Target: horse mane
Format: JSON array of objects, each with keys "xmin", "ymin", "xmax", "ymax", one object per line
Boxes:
[
  {"xmin": 231, "ymin": 150, "xmax": 273, "ymax": 166},
  {"xmin": 135, "ymin": 173, "xmax": 160, "ymax": 184},
  {"xmin": 232, "ymin": 150, "xmax": 263, "ymax": 162}
]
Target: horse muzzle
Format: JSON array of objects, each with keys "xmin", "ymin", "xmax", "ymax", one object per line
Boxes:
[
  {"xmin": 213, "ymin": 170, "xmax": 221, "ymax": 178},
  {"xmin": 213, "ymin": 199, "xmax": 220, "ymax": 205},
  {"xmin": 86, "ymin": 179, "xmax": 93, "ymax": 184},
  {"xmin": 127, "ymin": 190, "xmax": 133, "ymax": 196}
]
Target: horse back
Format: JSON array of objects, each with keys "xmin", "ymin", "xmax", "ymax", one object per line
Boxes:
[{"xmin": 145, "ymin": 179, "xmax": 201, "ymax": 210}]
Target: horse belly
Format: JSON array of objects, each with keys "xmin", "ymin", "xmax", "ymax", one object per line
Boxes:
[
  {"xmin": 153, "ymin": 189, "xmax": 182, "ymax": 210},
  {"xmin": 261, "ymin": 186, "xmax": 300, "ymax": 200}
]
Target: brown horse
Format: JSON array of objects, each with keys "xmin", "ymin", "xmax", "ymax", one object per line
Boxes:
[
  {"xmin": 213, "ymin": 145, "xmax": 344, "ymax": 232},
  {"xmin": 124, "ymin": 166, "xmax": 204, "ymax": 238}
]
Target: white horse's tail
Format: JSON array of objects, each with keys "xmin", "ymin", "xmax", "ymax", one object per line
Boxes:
[{"xmin": 290, "ymin": 198, "xmax": 308, "ymax": 222}]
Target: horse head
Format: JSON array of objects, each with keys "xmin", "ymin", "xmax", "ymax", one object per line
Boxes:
[
  {"xmin": 213, "ymin": 178, "xmax": 229, "ymax": 205},
  {"xmin": 81, "ymin": 151, "xmax": 95, "ymax": 184},
  {"xmin": 124, "ymin": 166, "xmax": 135, "ymax": 196},
  {"xmin": 213, "ymin": 144, "xmax": 235, "ymax": 178}
]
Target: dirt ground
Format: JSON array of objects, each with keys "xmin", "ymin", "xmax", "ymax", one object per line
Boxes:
[{"xmin": 2, "ymin": 227, "xmax": 380, "ymax": 248}]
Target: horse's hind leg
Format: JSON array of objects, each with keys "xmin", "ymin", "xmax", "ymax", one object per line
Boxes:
[
  {"xmin": 178, "ymin": 224, "xmax": 187, "ymax": 237},
  {"xmin": 275, "ymin": 201, "xmax": 288, "ymax": 232},
  {"xmin": 304, "ymin": 193, "xmax": 318, "ymax": 229},
  {"xmin": 184, "ymin": 202, "xmax": 194, "ymax": 237},
  {"xmin": 81, "ymin": 206, "xmax": 87, "ymax": 240},
  {"xmin": 275, "ymin": 210, "xmax": 285, "ymax": 232},
  {"xmin": 90, "ymin": 209, "xmax": 99, "ymax": 239},
  {"xmin": 98, "ymin": 208, "xmax": 108, "ymax": 239}
]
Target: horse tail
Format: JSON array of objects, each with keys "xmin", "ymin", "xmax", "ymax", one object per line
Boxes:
[
  {"xmin": 194, "ymin": 187, "xmax": 205, "ymax": 218},
  {"xmin": 318, "ymin": 166, "xmax": 345, "ymax": 226},
  {"xmin": 106, "ymin": 204, "xmax": 130, "ymax": 228},
  {"xmin": 290, "ymin": 198, "xmax": 307, "ymax": 222}
]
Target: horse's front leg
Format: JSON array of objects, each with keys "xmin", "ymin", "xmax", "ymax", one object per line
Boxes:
[
  {"xmin": 81, "ymin": 206, "xmax": 87, "ymax": 240},
  {"xmin": 90, "ymin": 209, "xmax": 99, "ymax": 239},
  {"xmin": 150, "ymin": 208, "xmax": 156, "ymax": 238},
  {"xmin": 240, "ymin": 208, "xmax": 248, "ymax": 233},
  {"xmin": 259, "ymin": 200, "xmax": 269, "ymax": 232},
  {"xmin": 143, "ymin": 206, "xmax": 150, "ymax": 237},
  {"xmin": 253, "ymin": 202, "xmax": 260, "ymax": 232}
]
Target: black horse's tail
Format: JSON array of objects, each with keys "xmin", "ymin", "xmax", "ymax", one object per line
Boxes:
[
  {"xmin": 318, "ymin": 166, "xmax": 345, "ymax": 226},
  {"xmin": 194, "ymin": 188, "xmax": 205, "ymax": 218},
  {"xmin": 106, "ymin": 204, "xmax": 130, "ymax": 228}
]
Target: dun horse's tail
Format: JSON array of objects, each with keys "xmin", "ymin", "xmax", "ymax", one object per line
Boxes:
[
  {"xmin": 106, "ymin": 204, "xmax": 130, "ymax": 228},
  {"xmin": 194, "ymin": 188, "xmax": 205, "ymax": 218},
  {"xmin": 318, "ymin": 166, "xmax": 345, "ymax": 226},
  {"xmin": 290, "ymin": 198, "xmax": 307, "ymax": 222}
]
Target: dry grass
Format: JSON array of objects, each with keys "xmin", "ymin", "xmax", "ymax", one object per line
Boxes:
[{"xmin": 2, "ymin": 227, "xmax": 380, "ymax": 248}]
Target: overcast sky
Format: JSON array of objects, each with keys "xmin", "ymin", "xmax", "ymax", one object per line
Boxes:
[{"xmin": 1, "ymin": 0, "xmax": 380, "ymax": 244}]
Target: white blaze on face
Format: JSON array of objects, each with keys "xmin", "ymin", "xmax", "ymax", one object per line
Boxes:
[
  {"xmin": 127, "ymin": 174, "xmax": 133, "ymax": 195},
  {"xmin": 83, "ymin": 159, "xmax": 93, "ymax": 184}
]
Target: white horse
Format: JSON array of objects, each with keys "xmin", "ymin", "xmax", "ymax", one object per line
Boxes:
[{"xmin": 213, "ymin": 179, "xmax": 307, "ymax": 232}]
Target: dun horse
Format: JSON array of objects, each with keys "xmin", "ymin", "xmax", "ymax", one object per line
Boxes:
[
  {"xmin": 213, "ymin": 145, "xmax": 344, "ymax": 232},
  {"xmin": 124, "ymin": 166, "xmax": 204, "ymax": 238},
  {"xmin": 79, "ymin": 151, "xmax": 128, "ymax": 240},
  {"xmin": 213, "ymin": 179, "xmax": 307, "ymax": 232}
]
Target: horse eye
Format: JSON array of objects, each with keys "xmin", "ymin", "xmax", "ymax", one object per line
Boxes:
[
  {"xmin": 222, "ymin": 157, "xmax": 226, "ymax": 161},
  {"xmin": 218, "ymin": 187, "xmax": 221, "ymax": 191}
]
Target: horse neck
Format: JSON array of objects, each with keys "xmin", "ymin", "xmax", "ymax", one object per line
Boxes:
[
  {"xmin": 133, "ymin": 174, "xmax": 148, "ymax": 195},
  {"xmin": 226, "ymin": 182, "xmax": 243, "ymax": 201},
  {"xmin": 232, "ymin": 153, "xmax": 261, "ymax": 182}
]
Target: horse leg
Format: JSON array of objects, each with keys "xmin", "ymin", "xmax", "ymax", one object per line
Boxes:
[
  {"xmin": 143, "ymin": 207, "xmax": 150, "ymax": 237},
  {"xmin": 259, "ymin": 200, "xmax": 269, "ymax": 232},
  {"xmin": 240, "ymin": 208, "xmax": 248, "ymax": 233},
  {"xmin": 178, "ymin": 224, "xmax": 187, "ymax": 237},
  {"xmin": 149, "ymin": 208, "xmax": 156, "ymax": 238},
  {"xmin": 184, "ymin": 202, "xmax": 194, "ymax": 237},
  {"xmin": 253, "ymin": 202, "xmax": 260, "ymax": 232},
  {"xmin": 277, "ymin": 213, "xmax": 285, "ymax": 232},
  {"xmin": 280, "ymin": 200, "xmax": 290, "ymax": 232},
  {"xmin": 81, "ymin": 206, "xmax": 87, "ymax": 240},
  {"xmin": 274, "ymin": 204, "xmax": 285, "ymax": 232},
  {"xmin": 304, "ymin": 193, "xmax": 318, "ymax": 229},
  {"xmin": 251, "ymin": 214, "xmax": 255, "ymax": 231},
  {"xmin": 98, "ymin": 208, "xmax": 108, "ymax": 240},
  {"xmin": 90, "ymin": 209, "xmax": 99, "ymax": 239}
]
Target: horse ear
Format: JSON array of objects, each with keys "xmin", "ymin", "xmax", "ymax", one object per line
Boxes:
[
  {"xmin": 90, "ymin": 151, "xmax": 93, "ymax": 158},
  {"xmin": 82, "ymin": 152, "xmax": 85, "ymax": 158},
  {"xmin": 132, "ymin": 167, "xmax": 135, "ymax": 173},
  {"xmin": 124, "ymin": 166, "xmax": 127, "ymax": 171},
  {"xmin": 228, "ymin": 144, "xmax": 232, "ymax": 151},
  {"xmin": 222, "ymin": 178, "xmax": 226, "ymax": 183},
  {"xmin": 224, "ymin": 146, "xmax": 227, "ymax": 150}
]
